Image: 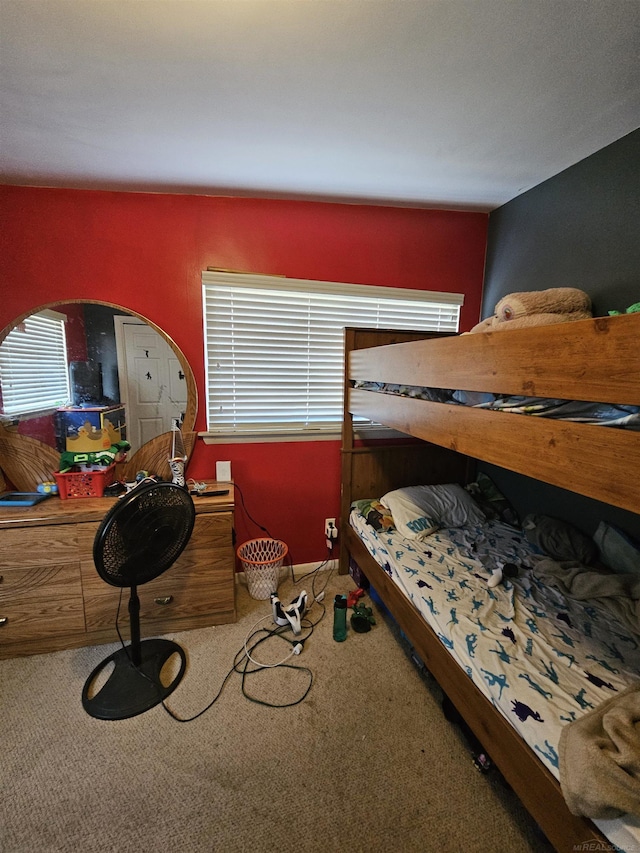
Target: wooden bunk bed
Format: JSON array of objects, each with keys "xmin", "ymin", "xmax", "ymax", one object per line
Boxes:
[{"xmin": 339, "ymin": 315, "xmax": 640, "ymax": 853}]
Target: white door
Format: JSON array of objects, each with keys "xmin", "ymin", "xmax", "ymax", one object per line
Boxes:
[{"xmin": 115, "ymin": 317, "xmax": 187, "ymax": 455}]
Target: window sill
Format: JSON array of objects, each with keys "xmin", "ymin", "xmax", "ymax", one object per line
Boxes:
[
  {"xmin": 1, "ymin": 406, "xmax": 59, "ymax": 424},
  {"xmin": 200, "ymin": 428, "xmax": 341, "ymax": 444},
  {"xmin": 199, "ymin": 425, "xmax": 399, "ymax": 444}
]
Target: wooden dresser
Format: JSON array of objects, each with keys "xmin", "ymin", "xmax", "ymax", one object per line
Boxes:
[{"xmin": 0, "ymin": 483, "xmax": 236, "ymax": 659}]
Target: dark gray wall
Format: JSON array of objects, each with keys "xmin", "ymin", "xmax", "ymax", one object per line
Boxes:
[
  {"xmin": 83, "ymin": 304, "xmax": 121, "ymax": 403},
  {"xmin": 481, "ymin": 463, "xmax": 640, "ymax": 544},
  {"xmin": 479, "ymin": 129, "xmax": 640, "ymax": 541},
  {"xmin": 483, "ymin": 129, "xmax": 640, "ymax": 319}
]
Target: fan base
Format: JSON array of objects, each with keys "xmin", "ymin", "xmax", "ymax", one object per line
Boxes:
[{"xmin": 82, "ymin": 638, "xmax": 186, "ymax": 720}]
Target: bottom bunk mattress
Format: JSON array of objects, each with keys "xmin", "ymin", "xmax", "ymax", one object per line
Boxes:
[{"xmin": 349, "ymin": 501, "xmax": 640, "ymax": 848}]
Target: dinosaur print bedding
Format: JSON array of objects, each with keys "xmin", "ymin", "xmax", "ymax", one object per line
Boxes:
[{"xmin": 350, "ymin": 506, "xmax": 640, "ymax": 785}]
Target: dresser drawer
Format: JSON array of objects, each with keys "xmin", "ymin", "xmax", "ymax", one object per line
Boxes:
[
  {"xmin": 0, "ymin": 524, "xmax": 78, "ymax": 570},
  {"xmin": 0, "ymin": 496, "xmax": 235, "ymax": 656},
  {"xmin": 80, "ymin": 512, "xmax": 235, "ymax": 631},
  {"xmin": 0, "ymin": 562, "xmax": 85, "ymax": 643}
]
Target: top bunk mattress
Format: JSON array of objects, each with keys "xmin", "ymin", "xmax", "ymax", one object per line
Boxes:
[{"xmin": 352, "ymin": 381, "xmax": 640, "ymax": 429}]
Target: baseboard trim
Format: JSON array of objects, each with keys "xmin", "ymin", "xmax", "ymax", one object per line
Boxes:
[
  {"xmin": 236, "ymin": 560, "xmax": 337, "ymax": 593},
  {"xmin": 287, "ymin": 559, "xmax": 337, "ymax": 580}
]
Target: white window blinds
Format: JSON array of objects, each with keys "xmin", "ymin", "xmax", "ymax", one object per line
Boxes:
[
  {"xmin": 202, "ymin": 271, "xmax": 462, "ymax": 439},
  {"xmin": 0, "ymin": 310, "xmax": 70, "ymax": 417}
]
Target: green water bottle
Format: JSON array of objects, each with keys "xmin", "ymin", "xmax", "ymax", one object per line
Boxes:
[{"xmin": 333, "ymin": 594, "xmax": 347, "ymax": 642}]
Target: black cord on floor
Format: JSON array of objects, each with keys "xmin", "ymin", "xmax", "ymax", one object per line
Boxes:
[
  {"xmin": 162, "ymin": 619, "xmax": 317, "ymax": 721},
  {"xmin": 110, "ymin": 589, "xmax": 317, "ymax": 721},
  {"xmin": 233, "ymin": 480, "xmax": 294, "ymax": 578},
  {"xmin": 294, "ymin": 549, "xmax": 337, "ymax": 606},
  {"xmin": 232, "ymin": 625, "xmax": 314, "ymax": 709}
]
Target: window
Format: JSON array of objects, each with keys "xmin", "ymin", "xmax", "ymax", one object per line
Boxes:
[
  {"xmin": 202, "ymin": 271, "xmax": 462, "ymax": 441},
  {"xmin": 0, "ymin": 309, "xmax": 70, "ymax": 418}
]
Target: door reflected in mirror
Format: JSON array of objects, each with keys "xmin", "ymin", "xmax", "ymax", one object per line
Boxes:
[
  {"xmin": 0, "ymin": 301, "xmax": 196, "ymax": 457},
  {"xmin": 115, "ymin": 314, "xmax": 188, "ymax": 454}
]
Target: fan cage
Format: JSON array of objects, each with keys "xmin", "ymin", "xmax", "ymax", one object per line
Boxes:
[{"xmin": 95, "ymin": 482, "xmax": 195, "ymax": 587}]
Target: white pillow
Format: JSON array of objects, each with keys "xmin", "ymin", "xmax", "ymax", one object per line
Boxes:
[{"xmin": 380, "ymin": 483, "xmax": 486, "ymax": 540}]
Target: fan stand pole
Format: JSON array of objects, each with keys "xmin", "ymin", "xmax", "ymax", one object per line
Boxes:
[{"xmin": 129, "ymin": 583, "xmax": 142, "ymax": 666}]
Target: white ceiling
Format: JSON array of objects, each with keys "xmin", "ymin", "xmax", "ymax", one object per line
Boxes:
[{"xmin": 1, "ymin": 1, "xmax": 639, "ymax": 211}]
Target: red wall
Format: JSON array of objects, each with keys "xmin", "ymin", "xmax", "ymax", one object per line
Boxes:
[{"xmin": 1, "ymin": 185, "xmax": 487, "ymax": 564}]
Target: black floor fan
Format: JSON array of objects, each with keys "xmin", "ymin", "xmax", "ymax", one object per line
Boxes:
[{"xmin": 82, "ymin": 481, "xmax": 196, "ymax": 720}]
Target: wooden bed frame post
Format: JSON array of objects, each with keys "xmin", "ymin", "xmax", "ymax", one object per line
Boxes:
[{"xmin": 340, "ymin": 327, "xmax": 473, "ymax": 574}]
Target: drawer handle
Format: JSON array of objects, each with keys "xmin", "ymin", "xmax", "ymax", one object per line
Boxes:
[
  {"xmin": 154, "ymin": 595, "xmax": 173, "ymax": 606},
  {"xmin": 0, "ymin": 616, "xmax": 7, "ymax": 626}
]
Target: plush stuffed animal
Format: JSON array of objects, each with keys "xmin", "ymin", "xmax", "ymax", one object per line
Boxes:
[
  {"xmin": 608, "ymin": 302, "xmax": 640, "ymax": 315},
  {"xmin": 58, "ymin": 439, "xmax": 131, "ymax": 473},
  {"xmin": 469, "ymin": 287, "xmax": 592, "ymax": 334}
]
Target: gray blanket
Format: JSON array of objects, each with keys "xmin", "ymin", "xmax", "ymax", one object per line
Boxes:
[
  {"xmin": 559, "ymin": 682, "xmax": 640, "ymax": 819},
  {"xmin": 531, "ymin": 557, "xmax": 640, "ymax": 637}
]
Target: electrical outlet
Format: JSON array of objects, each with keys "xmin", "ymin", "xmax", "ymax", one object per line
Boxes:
[{"xmin": 325, "ymin": 518, "xmax": 337, "ymax": 540}]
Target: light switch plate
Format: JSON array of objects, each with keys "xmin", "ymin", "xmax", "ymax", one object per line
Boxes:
[{"xmin": 216, "ymin": 460, "xmax": 231, "ymax": 482}]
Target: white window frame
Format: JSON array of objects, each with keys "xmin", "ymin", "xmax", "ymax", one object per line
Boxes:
[
  {"xmin": 0, "ymin": 309, "xmax": 71, "ymax": 419},
  {"xmin": 201, "ymin": 271, "xmax": 463, "ymax": 443}
]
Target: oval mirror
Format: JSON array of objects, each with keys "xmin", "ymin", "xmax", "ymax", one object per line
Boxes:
[{"xmin": 0, "ymin": 300, "xmax": 197, "ymax": 492}]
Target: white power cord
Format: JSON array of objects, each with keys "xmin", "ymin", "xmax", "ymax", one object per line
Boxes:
[{"xmin": 243, "ymin": 614, "xmax": 301, "ymax": 669}]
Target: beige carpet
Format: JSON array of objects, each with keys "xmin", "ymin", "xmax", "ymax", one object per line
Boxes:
[{"xmin": 1, "ymin": 571, "xmax": 554, "ymax": 853}]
